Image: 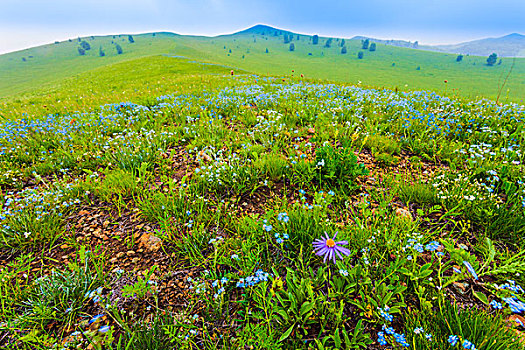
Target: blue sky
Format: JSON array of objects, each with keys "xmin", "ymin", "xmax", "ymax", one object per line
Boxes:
[{"xmin": 1, "ymin": 0, "xmax": 524, "ymax": 54}]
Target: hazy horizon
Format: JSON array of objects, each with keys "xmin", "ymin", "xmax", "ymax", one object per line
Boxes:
[{"xmin": 1, "ymin": 0, "xmax": 524, "ymax": 55}]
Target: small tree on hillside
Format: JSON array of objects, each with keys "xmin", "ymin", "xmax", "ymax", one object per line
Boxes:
[
  {"xmin": 77, "ymin": 47, "xmax": 85, "ymax": 56},
  {"xmin": 361, "ymin": 39, "xmax": 369, "ymax": 50},
  {"xmin": 265, "ymin": 48, "xmax": 269, "ymax": 53},
  {"xmin": 341, "ymin": 46, "xmax": 347, "ymax": 54},
  {"xmin": 312, "ymin": 35, "xmax": 319, "ymax": 45},
  {"xmin": 340, "ymin": 39, "xmax": 345, "ymax": 47},
  {"xmin": 486, "ymin": 53, "xmax": 497, "ymax": 66},
  {"xmin": 80, "ymin": 41, "xmax": 91, "ymax": 51},
  {"xmin": 358, "ymin": 51, "xmax": 364, "ymax": 59},
  {"xmin": 128, "ymin": 35, "xmax": 135, "ymax": 43},
  {"xmin": 456, "ymin": 54, "xmax": 463, "ymax": 62},
  {"xmin": 115, "ymin": 44, "xmax": 123, "ymax": 55},
  {"xmin": 324, "ymin": 38, "xmax": 332, "ymax": 48},
  {"xmin": 99, "ymin": 46, "xmax": 105, "ymax": 57},
  {"xmin": 284, "ymin": 34, "xmax": 290, "ymax": 44},
  {"xmin": 289, "ymin": 43, "xmax": 295, "ymax": 51},
  {"xmin": 369, "ymin": 43, "xmax": 376, "ymax": 51}
]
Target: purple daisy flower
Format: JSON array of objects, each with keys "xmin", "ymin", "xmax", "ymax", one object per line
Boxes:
[{"xmin": 313, "ymin": 232, "xmax": 351, "ymax": 263}]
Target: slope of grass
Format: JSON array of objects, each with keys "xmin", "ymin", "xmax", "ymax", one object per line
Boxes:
[
  {"xmin": 0, "ymin": 55, "xmax": 239, "ymax": 120},
  {"xmin": 1, "ymin": 26, "xmax": 524, "ymax": 103},
  {"xmin": 171, "ymin": 30, "xmax": 525, "ymax": 102},
  {"xmin": 0, "ymin": 33, "xmax": 179, "ymax": 97}
]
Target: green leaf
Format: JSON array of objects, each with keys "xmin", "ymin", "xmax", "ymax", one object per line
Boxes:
[
  {"xmin": 278, "ymin": 324, "xmax": 295, "ymax": 343},
  {"xmin": 300, "ymin": 301, "xmax": 315, "ymax": 317},
  {"xmin": 473, "ymin": 291, "xmax": 488, "ymax": 305},
  {"xmin": 334, "ymin": 328, "xmax": 342, "ymax": 348}
]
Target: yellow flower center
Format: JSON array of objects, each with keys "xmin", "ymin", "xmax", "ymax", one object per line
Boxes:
[{"xmin": 326, "ymin": 239, "xmax": 336, "ymax": 247}]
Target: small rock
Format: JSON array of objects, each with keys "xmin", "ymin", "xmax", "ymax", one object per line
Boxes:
[
  {"xmin": 131, "ymin": 257, "xmax": 140, "ymax": 264},
  {"xmin": 395, "ymin": 208, "xmax": 412, "ymax": 221},
  {"xmin": 458, "ymin": 243, "xmax": 469, "ymax": 251},
  {"xmin": 126, "ymin": 250, "xmax": 135, "ymax": 256},
  {"xmin": 138, "ymin": 234, "xmax": 162, "ymax": 252},
  {"xmin": 116, "ymin": 252, "xmax": 125, "ymax": 258},
  {"xmin": 308, "ymin": 127, "xmax": 315, "ymax": 134}
]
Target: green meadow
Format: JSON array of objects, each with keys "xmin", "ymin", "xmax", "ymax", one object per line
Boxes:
[{"xmin": 1, "ymin": 25, "xmax": 525, "ymax": 350}]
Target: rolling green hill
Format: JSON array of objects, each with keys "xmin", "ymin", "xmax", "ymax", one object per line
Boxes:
[{"xmin": 1, "ymin": 24, "xmax": 524, "ymax": 104}]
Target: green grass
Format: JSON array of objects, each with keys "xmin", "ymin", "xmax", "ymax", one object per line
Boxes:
[
  {"xmin": 1, "ymin": 26, "xmax": 524, "ymax": 106},
  {"xmin": 0, "ymin": 55, "xmax": 236, "ymax": 120}
]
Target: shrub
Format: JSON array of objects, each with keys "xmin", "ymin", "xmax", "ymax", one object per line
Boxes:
[
  {"xmin": 358, "ymin": 51, "xmax": 364, "ymax": 59},
  {"xmin": 486, "ymin": 52, "xmax": 497, "ymax": 66},
  {"xmin": 315, "ymin": 144, "xmax": 369, "ymax": 191}
]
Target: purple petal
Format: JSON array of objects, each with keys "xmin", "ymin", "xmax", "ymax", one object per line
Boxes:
[
  {"xmin": 329, "ymin": 248, "xmax": 335, "ymax": 262},
  {"xmin": 335, "ymin": 240, "xmax": 348, "ymax": 246},
  {"xmin": 334, "ymin": 248, "xmax": 343, "ymax": 260},
  {"xmin": 335, "ymin": 246, "xmax": 352, "ymax": 256},
  {"xmin": 315, "ymin": 247, "xmax": 328, "ymax": 256}
]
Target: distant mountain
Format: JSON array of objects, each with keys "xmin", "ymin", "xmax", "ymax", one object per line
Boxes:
[
  {"xmin": 353, "ymin": 33, "xmax": 525, "ymax": 57},
  {"xmin": 431, "ymin": 33, "xmax": 525, "ymax": 57}
]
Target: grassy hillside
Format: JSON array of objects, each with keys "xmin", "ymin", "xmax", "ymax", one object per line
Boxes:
[
  {"xmin": 1, "ymin": 25, "xmax": 524, "ymax": 104},
  {"xmin": 0, "ymin": 55, "xmax": 238, "ymax": 120},
  {"xmin": 0, "ymin": 33, "xmax": 180, "ymax": 97}
]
